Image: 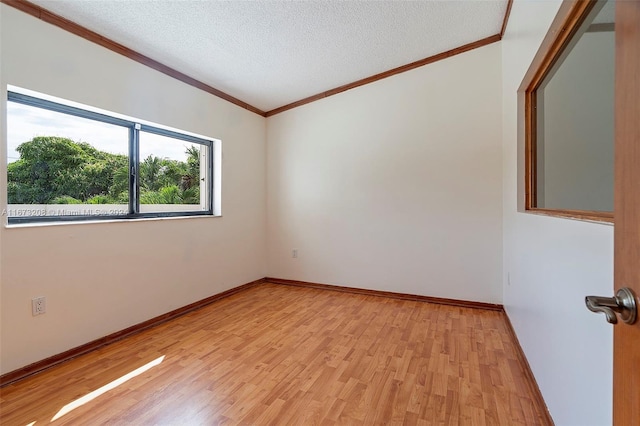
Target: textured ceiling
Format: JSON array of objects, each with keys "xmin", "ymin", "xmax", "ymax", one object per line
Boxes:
[{"xmin": 28, "ymin": 0, "xmax": 509, "ymax": 113}]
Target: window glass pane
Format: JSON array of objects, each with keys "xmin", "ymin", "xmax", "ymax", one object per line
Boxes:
[
  {"xmin": 535, "ymin": 0, "xmax": 614, "ymax": 212},
  {"xmin": 7, "ymin": 101, "xmax": 129, "ymax": 219},
  {"xmin": 139, "ymin": 131, "xmax": 207, "ymax": 213}
]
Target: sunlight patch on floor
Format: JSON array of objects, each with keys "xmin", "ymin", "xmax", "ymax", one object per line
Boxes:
[{"xmin": 51, "ymin": 355, "xmax": 165, "ymax": 422}]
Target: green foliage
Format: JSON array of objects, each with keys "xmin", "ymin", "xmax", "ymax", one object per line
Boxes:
[
  {"xmin": 139, "ymin": 190, "xmax": 164, "ymax": 204},
  {"xmin": 186, "ymin": 145, "xmax": 200, "ymax": 178},
  {"xmin": 50, "ymin": 195, "xmax": 83, "ymax": 204},
  {"xmin": 138, "ymin": 184, "xmax": 200, "ymax": 205},
  {"xmin": 159, "ymin": 185, "xmax": 181, "ymax": 204},
  {"xmin": 8, "ymin": 136, "xmax": 202, "ymax": 206},
  {"xmin": 86, "ymin": 195, "xmax": 112, "ymax": 204},
  {"xmin": 140, "ymin": 155, "xmax": 162, "ymax": 192},
  {"xmin": 110, "ymin": 164, "xmax": 129, "ymax": 198},
  {"xmin": 181, "ymin": 187, "xmax": 200, "ymax": 204},
  {"xmin": 7, "ymin": 136, "xmax": 128, "ymax": 204}
]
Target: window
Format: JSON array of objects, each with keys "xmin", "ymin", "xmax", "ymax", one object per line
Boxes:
[
  {"xmin": 6, "ymin": 89, "xmax": 216, "ymax": 224},
  {"xmin": 522, "ymin": 0, "xmax": 614, "ymax": 223}
]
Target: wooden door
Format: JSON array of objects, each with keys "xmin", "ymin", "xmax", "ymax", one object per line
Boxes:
[{"xmin": 613, "ymin": 1, "xmax": 640, "ymax": 424}]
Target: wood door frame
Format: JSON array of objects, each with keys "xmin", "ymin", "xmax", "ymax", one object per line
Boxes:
[
  {"xmin": 518, "ymin": 0, "xmax": 614, "ymax": 223},
  {"xmin": 613, "ymin": 1, "xmax": 640, "ymax": 424}
]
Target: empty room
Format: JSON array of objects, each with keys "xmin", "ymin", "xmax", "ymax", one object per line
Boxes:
[{"xmin": 1, "ymin": 0, "xmax": 638, "ymax": 424}]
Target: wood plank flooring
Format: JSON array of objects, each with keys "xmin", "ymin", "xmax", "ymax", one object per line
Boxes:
[{"xmin": 0, "ymin": 284, "xmax": 550, "ymax": 425}]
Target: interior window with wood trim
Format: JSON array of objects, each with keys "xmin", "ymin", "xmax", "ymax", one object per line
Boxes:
[
  {"xmin": 523, "ymin": 0, "xmax": 614, "ymax": 223},
  {"xmin": 5, "ymin": 87, "xmax": 218, "ymax": 224}
]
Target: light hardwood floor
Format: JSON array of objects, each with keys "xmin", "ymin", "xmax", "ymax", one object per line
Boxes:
[{"xmin": 0, "ymin": 284, "xmax": 550, "ymax": 425}]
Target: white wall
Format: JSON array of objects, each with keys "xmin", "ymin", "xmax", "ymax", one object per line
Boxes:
[
  {"xmin": 266, "ymin": 43, "xmax": 503, "ymax": 303},
  {"xmin": 540, "ymin": 31, "xmax": 615, "ymax": 211},
  {"xmin": 502, "ymin": 1, "xmax": 613, "ymax": 425},
  {"xmin": 0, "ymin": 5, "xmax": 267, "ymax": 374}
]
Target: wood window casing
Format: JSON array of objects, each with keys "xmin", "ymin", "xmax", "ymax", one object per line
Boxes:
[{"xmin": 521, "ymin": 0, "xmax": 613, "ymax": 223}]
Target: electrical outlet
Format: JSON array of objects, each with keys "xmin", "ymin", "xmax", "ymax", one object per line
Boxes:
[
  {"xmin": 32, "ymin": 297, "xmax": 46, "ymax": 316},
  {"xmin": 292, "ymin": 248, "xmax": 298, "ymax": 259}
]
